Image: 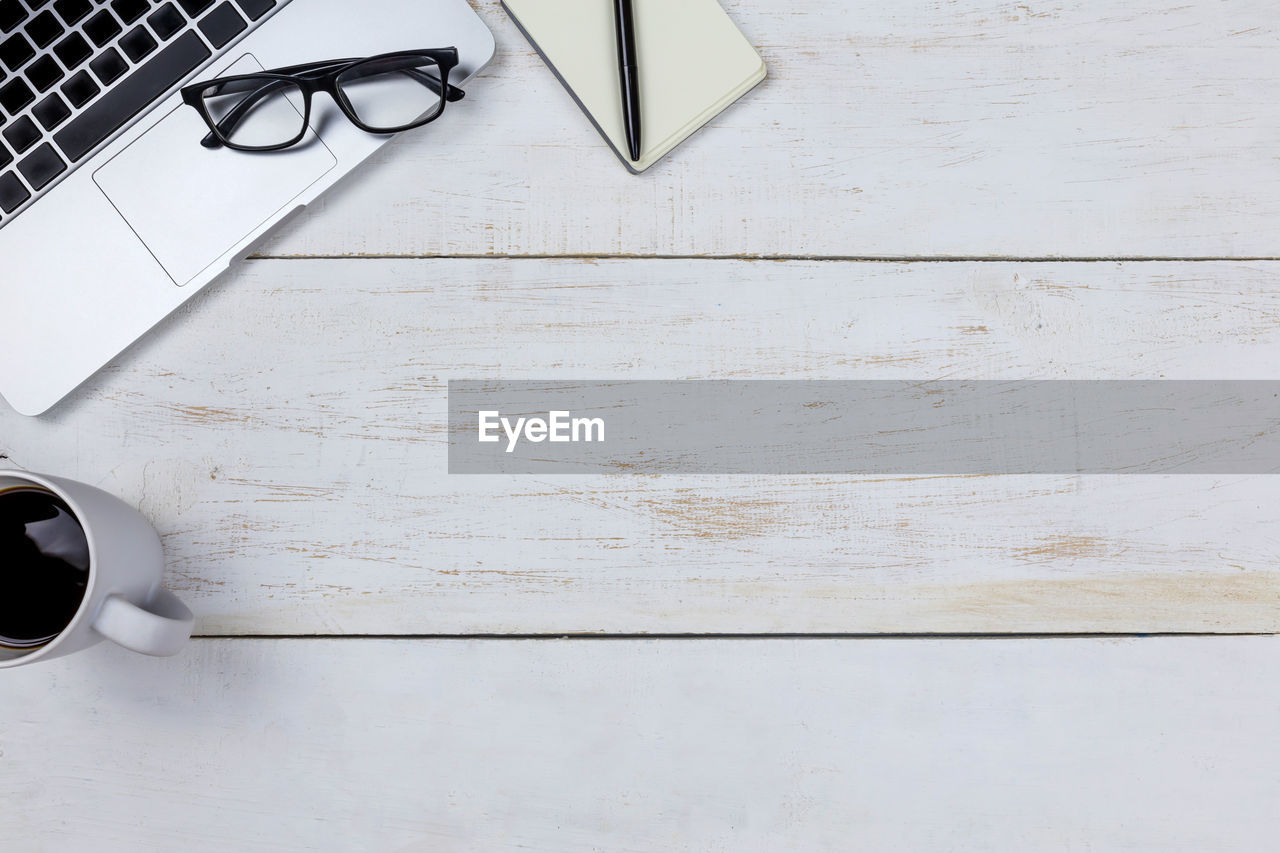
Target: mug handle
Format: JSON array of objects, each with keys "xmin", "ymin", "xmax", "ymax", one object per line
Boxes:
[{"xmin": 92, "ymin": 589, "xmax": 194, "ymax": 656}]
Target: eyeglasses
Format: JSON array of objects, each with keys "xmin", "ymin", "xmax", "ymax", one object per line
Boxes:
[{"xmin": 180, "ymin": 49, "xmax": 465, "ymax": 152}]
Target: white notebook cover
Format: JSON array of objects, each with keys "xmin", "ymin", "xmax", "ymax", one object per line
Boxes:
[{"xmin": 502, "ymin": 0, "xmax": 766, "ymax": 173}]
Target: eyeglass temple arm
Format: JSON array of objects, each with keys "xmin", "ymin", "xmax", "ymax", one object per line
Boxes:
[
  {"xmin": 201, "ymin": 69, "xmax": 463, "ymax": 149},
  {"xmin": 280, "ymin": 57, "xmax": 466, "ymax": 100},
  {"xmin": 276, "ymin": 56, "xmax": 464, "ymax": 86}
]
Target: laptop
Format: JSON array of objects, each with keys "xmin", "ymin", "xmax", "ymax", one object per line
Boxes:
[{"xmin": 0, "ymin": 0, "xmax": 494, "ymax": 416}]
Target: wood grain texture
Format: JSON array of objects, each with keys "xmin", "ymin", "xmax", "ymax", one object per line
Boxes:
[
  {"xmin": 5, "ymin": 1, "xmax": 1276, "ymax": 845},
  {"xmin": 2, "ymin": 637, "xmax": 1277, "ymax": 851},
  {"xmin": 256, "ymin": 0, "xmax": 1280, "ymax": 259},
  {"xmin": 3, "ymin": 258, "xmax": 1278, "ymax": 633}
]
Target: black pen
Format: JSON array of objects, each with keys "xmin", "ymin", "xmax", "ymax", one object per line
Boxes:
[{"xmin": 613, "ymin": 0, "xmax": 642, "ymax": 161}]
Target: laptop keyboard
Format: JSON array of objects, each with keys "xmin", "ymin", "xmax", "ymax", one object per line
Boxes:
[{"xmin": 0, "ymin": 0, "xmax": 283, "ymax": 226}]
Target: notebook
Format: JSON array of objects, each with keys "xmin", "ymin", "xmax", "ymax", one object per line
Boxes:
[{"xmin": 501, "ymin": 0, "xmax": 766, "ymax": 173}]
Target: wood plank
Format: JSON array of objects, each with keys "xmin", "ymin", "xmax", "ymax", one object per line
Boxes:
[
  {"xmin": 2, "ymin": 259, "xmax": 1278, "ymax": 633},
  {"xmin": 2, "ymin": 637, "xmax": 1277, "ymax": 850},
  {"xmin": 260, "ymin": 0, "xmax": 1280, "ymax": 258}
]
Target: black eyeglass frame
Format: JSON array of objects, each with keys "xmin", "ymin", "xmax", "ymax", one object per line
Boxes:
[{"xmin": 180, "ymin": 48, "xmax": 465, "ymax": 152}]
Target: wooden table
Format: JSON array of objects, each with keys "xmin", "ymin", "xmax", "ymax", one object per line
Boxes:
[{"xmin": 3, "ymin": 1, "xmax": 1278, "ymax": 848}]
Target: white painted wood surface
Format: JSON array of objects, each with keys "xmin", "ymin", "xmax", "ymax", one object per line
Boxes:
[
  {"xmin": 2, "ymin": 260, "xmax": 1277, "ymax": 633},
  {"xmin": 262, "ymin": 0, "xmax": 1280, "ymax": 258},
  {"xmin": 2, "ymin": 638, "xmax": 1277, "ymax": 851},
  {"xmin": 5, "ymin": 0, "xmax": 1279, "ymax": 845}
]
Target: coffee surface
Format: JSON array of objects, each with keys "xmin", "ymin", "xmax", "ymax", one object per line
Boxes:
[{"xmin": 0, "ymin": 488, "xmax": 91, "ymax": 648}]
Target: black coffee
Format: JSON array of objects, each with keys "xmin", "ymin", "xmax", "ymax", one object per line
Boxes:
[{"xmin": 0, "ymin": 487, "xmax": 90, "ymax": 648}]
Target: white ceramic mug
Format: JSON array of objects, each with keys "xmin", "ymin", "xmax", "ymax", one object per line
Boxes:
[{"xmin": 0, "ymin": 470, "xmax": 193, "ymax": 668}]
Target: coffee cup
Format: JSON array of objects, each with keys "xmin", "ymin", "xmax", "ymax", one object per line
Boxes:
[{"xmin": 0, "ymin": 470, "xmax": 193, "ymax": 668}]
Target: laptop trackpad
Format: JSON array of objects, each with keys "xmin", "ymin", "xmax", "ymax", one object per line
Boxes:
[{"xmin": 93, "ymin": 54, "xmax": 337, "ymax": 287}]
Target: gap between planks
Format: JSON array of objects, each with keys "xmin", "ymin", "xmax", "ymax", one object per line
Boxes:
[
  {"xmin": 247, "ymin": 254, "xmax": 1280, "ymax": 262},
  {"xmin": 188, "ymin": 632, "xmax": 1276, "ymax": 640}
]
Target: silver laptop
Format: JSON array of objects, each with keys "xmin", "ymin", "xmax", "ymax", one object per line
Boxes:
[{"xmin": 0, "ymin": 0, "xmax": 494, "ymax": 415}]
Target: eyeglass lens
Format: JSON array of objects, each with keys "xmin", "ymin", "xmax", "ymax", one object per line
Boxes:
[
  {"xmin": 200, "ymin": 77, "xmax": 309, "ymax": 150},
  {"xmin": 335, "ymin": 57, "xmax": 446, "ymax": 131}
]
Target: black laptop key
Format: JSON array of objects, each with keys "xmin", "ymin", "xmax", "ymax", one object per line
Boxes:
[
  {"xmin": 26, "ymin": 52, "xmax": 61, "ymax": 90},
  {"xmin": 52, "ymin": 31, "xmax": 88, "ymax": 68},
  {"xmin": 54, "ymin": 30, "xmax": 209, "ymax": 162},
  {"xmin": 17, "ymin": 141, "xmax": 63, "ymax": 187},
  {"xmin": 110, "ymin": 0, "xmax": 149, "ymax": 25},
  {"xmin": 197, "ymin": 3, "xmax": 243, "ymax": 48},
  {"xmin": 83, "ymin": 9, "xmax": 121, "ymax": 46},
  {"xmin": 88, "ymin": 46, "xmax": 126, "ymax": 84},
  {"xmin": 235, "ymin": 0, "xmax": 272, "ymax": 21},
  {"xmin": 146, "ymin": 2, "xmax": 182, "ymax": 39},
  {"xmin": 0, "ymin": 75, "xmax": 33, "ymax": 112},
  {"xmin": 2, "ymin": 113, "xmax": 36, "ymax": 150},
  {"xmin": 53, "ymin": 0, "xmax": 91, "ymax": 24},
  {"xmin": 32, "ymin": 90, "xmax": 67, "ymax": 129},
  {"xmin": 59, "ymin": 68, "xmax": 96, "ymax": 106},
  {"xmin": 0, "ymin": 1, "xmax": 26, "ymax": 34},
  {"xmin": 176, "ymin": 0, "xmax": 211, "ymax": 16},
  {"xmin": 0, "ymin": 141, "xmax": 10, "ymax": 167},
  {"xmin": 119, "ymin": 24, "xmax": 155, "ymax": 60},
  {"xmin": 24, "ymin": 9, "xmax": 61, "ymax": 47},
  {"xmin": 0, "ymin": 33, "xmax": 34, "ymax": 71},
  {"xmin": 0, "ymin": 169, "xmax": 29, "ymax": 211}
]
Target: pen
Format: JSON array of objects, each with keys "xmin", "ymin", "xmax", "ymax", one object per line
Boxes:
[{"xmin": 613, "ymin": 0, "xmax": 642, "ymax": 161}]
